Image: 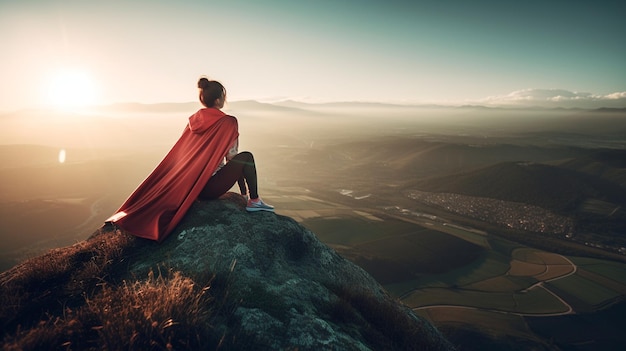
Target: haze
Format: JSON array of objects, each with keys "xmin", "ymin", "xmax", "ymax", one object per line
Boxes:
[{"xmin": 1, "ymin": 101, "xmax": 625, "ymax": 265}]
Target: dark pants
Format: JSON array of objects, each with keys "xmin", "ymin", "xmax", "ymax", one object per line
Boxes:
[{"xmin": 199, "ymin": 151, "xmax": 258, "ymax": 200}]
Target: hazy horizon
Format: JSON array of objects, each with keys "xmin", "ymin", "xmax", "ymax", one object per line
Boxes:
[
  {"xmin": 2, "ymin": 101, "xmax": 625, "ymax": 150},
  {"xmin": 2, "ymin": 96, "xmax": 626, "ymax": 115}
]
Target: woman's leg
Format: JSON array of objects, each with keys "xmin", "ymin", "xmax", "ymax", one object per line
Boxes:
[
  {"xmin": 199, "ymin": 152, "xmax": 259, "ymax": 200},
  {"xmin": 237, "ymin": 175, "xmax": 247, "ymax": 196}
]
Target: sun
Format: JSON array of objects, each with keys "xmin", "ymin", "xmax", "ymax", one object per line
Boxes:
[{"xmin": 46, "ymin": 68, "xmax": 98, "ymax": 108}]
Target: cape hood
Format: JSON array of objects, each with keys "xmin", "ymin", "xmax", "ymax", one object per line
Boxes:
[{"xmin": 106, "ymin": 108, "xmax": 239, "ymax": 241}]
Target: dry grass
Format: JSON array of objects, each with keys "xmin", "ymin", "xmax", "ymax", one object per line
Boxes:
[
  {"xmin": 2, "ymin": 269, "xmax": 217, "ymax": 350},
  {"xmin": 83, "ymin": 270, "xmax": 213, "ymax": 349},
  {"xmin": 1, "ymin": 227, "xmax": 215, "ymax": 350},
  {"xmin": 0, "ymin": 228, "xmax": 135, "ymax": 331},
  {"xmin": 0, "ymin": 226, "xmax": 235, "ymax": 350}
]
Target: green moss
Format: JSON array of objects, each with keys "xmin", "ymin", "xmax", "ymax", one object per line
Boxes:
[{"xmin": 238, "ymin": 282, "xmax": 291, "ymax": 322}]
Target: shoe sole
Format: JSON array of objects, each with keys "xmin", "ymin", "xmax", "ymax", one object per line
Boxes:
[{"xmin": 246, "ymin": 207, "xmax": 275, "ymax": 212}]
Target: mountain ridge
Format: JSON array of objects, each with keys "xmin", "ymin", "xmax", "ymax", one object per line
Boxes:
[
  {"xmin": 4, "ymin": 100, "xmax": 626, "ymax": 116},
  {"xmin": 412, "ymin": 161, "xmax": 626, "ymax": 213}
]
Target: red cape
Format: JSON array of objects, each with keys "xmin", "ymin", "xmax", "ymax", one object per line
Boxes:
[{"xmin": 106, "ymin": 108, "xmax": 239, "ymax": 241}]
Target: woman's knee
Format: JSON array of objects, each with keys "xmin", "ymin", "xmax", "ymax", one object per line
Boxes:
[{"xmin": 236, "ymin": 151, "xmax": 254, "ymax": 162}]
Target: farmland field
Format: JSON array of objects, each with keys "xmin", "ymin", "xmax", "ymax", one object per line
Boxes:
[
  {"xmin": 570, "ymin": 256, "xmax": 626, "ymax": 285},
  {"xmin": 421, "ymin": 308, "xmax": 534, "ymax": 339},
  {"xmin": 406, "ymin": 286, "xmax": 568, "ymax": 314},
  {"xmin": 267, "ymin": 185, "xmax": 626, "ymax": 350},
  {"xmin": 465, "ymin": 275, "xmax": 535, "ymax": 292},
  {"xmin": 546, "ymin": 274, "xmax": 621, "ymax": 309},
  {"xmin": 303, "ymin": 215, "xmax": 419, "ymax": 246}
]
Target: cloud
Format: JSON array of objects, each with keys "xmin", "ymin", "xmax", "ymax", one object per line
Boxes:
[{"xmin": 481, "ymin": 88, "xmax": 626, "ymax": 109}]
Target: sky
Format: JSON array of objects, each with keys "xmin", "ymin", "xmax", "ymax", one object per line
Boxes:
[{"xmin": 1, "ymin": 0, "xmax": 625, "ymax": 111}]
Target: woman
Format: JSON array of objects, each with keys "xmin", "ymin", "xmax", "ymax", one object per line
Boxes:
[
  {"xmin": 195, "ymin": 77, "xmax": 274, "ymax": 212},
  {"xmin": 106, "ymin": 77, "xmax": 273, "ymax": 242}
]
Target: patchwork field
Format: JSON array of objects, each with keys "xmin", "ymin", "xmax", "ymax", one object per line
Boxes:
[
  {"xmin": 418, "ymin": 308, "xmax": 535, "ymax": 339},
  {"xmin": 268, "ymin": 187, "xmax": 626, "ymax": 349}
]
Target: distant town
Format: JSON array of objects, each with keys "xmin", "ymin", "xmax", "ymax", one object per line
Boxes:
[{"xmin": 406, "ymin": 190, "xmax": 626, "ymax": 256}]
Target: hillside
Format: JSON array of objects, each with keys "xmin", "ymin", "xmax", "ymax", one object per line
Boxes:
[
  {"xmin": 301, "ymin": 137, "xmax": 589, "ymax": 181},
  {"xmin": 559, "ymin": 149, "xmax": 626, "ymax": 188},
  {"xmin": 0, "ymin": 193, "xmax": 454, "ymax": 351},
  {"xmin": 413, "ymin": 161, "xmax": 626, "ymax": 214}
]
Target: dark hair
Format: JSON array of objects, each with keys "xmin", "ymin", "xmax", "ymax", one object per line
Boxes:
[{"xmin": 197, "ymin": 77, "xmax": 226, "ymax": 108}]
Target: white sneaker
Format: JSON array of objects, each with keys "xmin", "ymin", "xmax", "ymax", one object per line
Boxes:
[{"xmin": 246, "ymin": 198, "xmax": 275, "ymax": 212}]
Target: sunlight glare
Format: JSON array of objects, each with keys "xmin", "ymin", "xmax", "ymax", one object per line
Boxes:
[
  {"xmin": 58, "ymin": 149, "xmax": 66, "ymax": 163},
  {"xmin": 46, "ymin": 68, "xmax": 98, "ymax": 108}
]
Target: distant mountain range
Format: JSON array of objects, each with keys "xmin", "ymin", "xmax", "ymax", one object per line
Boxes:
[
  {"xmin": 4, "ymin": 100, "xmax": 625, "ymax": 117},
  {"xmin": 102, "ymin": 100, "xmax": 626, "ymax": 113}
]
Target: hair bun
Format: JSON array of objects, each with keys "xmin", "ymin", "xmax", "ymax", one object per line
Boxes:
[{"xmin": 197, "ymin": 77, "xmax": 210, "ymax": 89}]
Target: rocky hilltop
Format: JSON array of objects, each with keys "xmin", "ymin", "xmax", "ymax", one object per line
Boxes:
[{"xmin": 0, "ymin": 193, "xmax": 454, "ymax": 350}]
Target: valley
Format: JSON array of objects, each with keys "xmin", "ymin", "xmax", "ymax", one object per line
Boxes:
[{"xmin": 263, "ymin": 181, "xmax": 626, "ymax": 350}]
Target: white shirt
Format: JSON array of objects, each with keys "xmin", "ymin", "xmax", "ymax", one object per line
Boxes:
[{"xmin": 212, "ymin": 138, "xmax": 239, "ymax": 176}]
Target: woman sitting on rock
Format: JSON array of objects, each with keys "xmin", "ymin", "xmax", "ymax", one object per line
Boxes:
[
  {"xmin": 106, "ymin": 77, "xmax": 273, "ymax": 242},
  {"xmin": 194, "ymin": 77, "xmax": 274, "ymax": 212}
]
